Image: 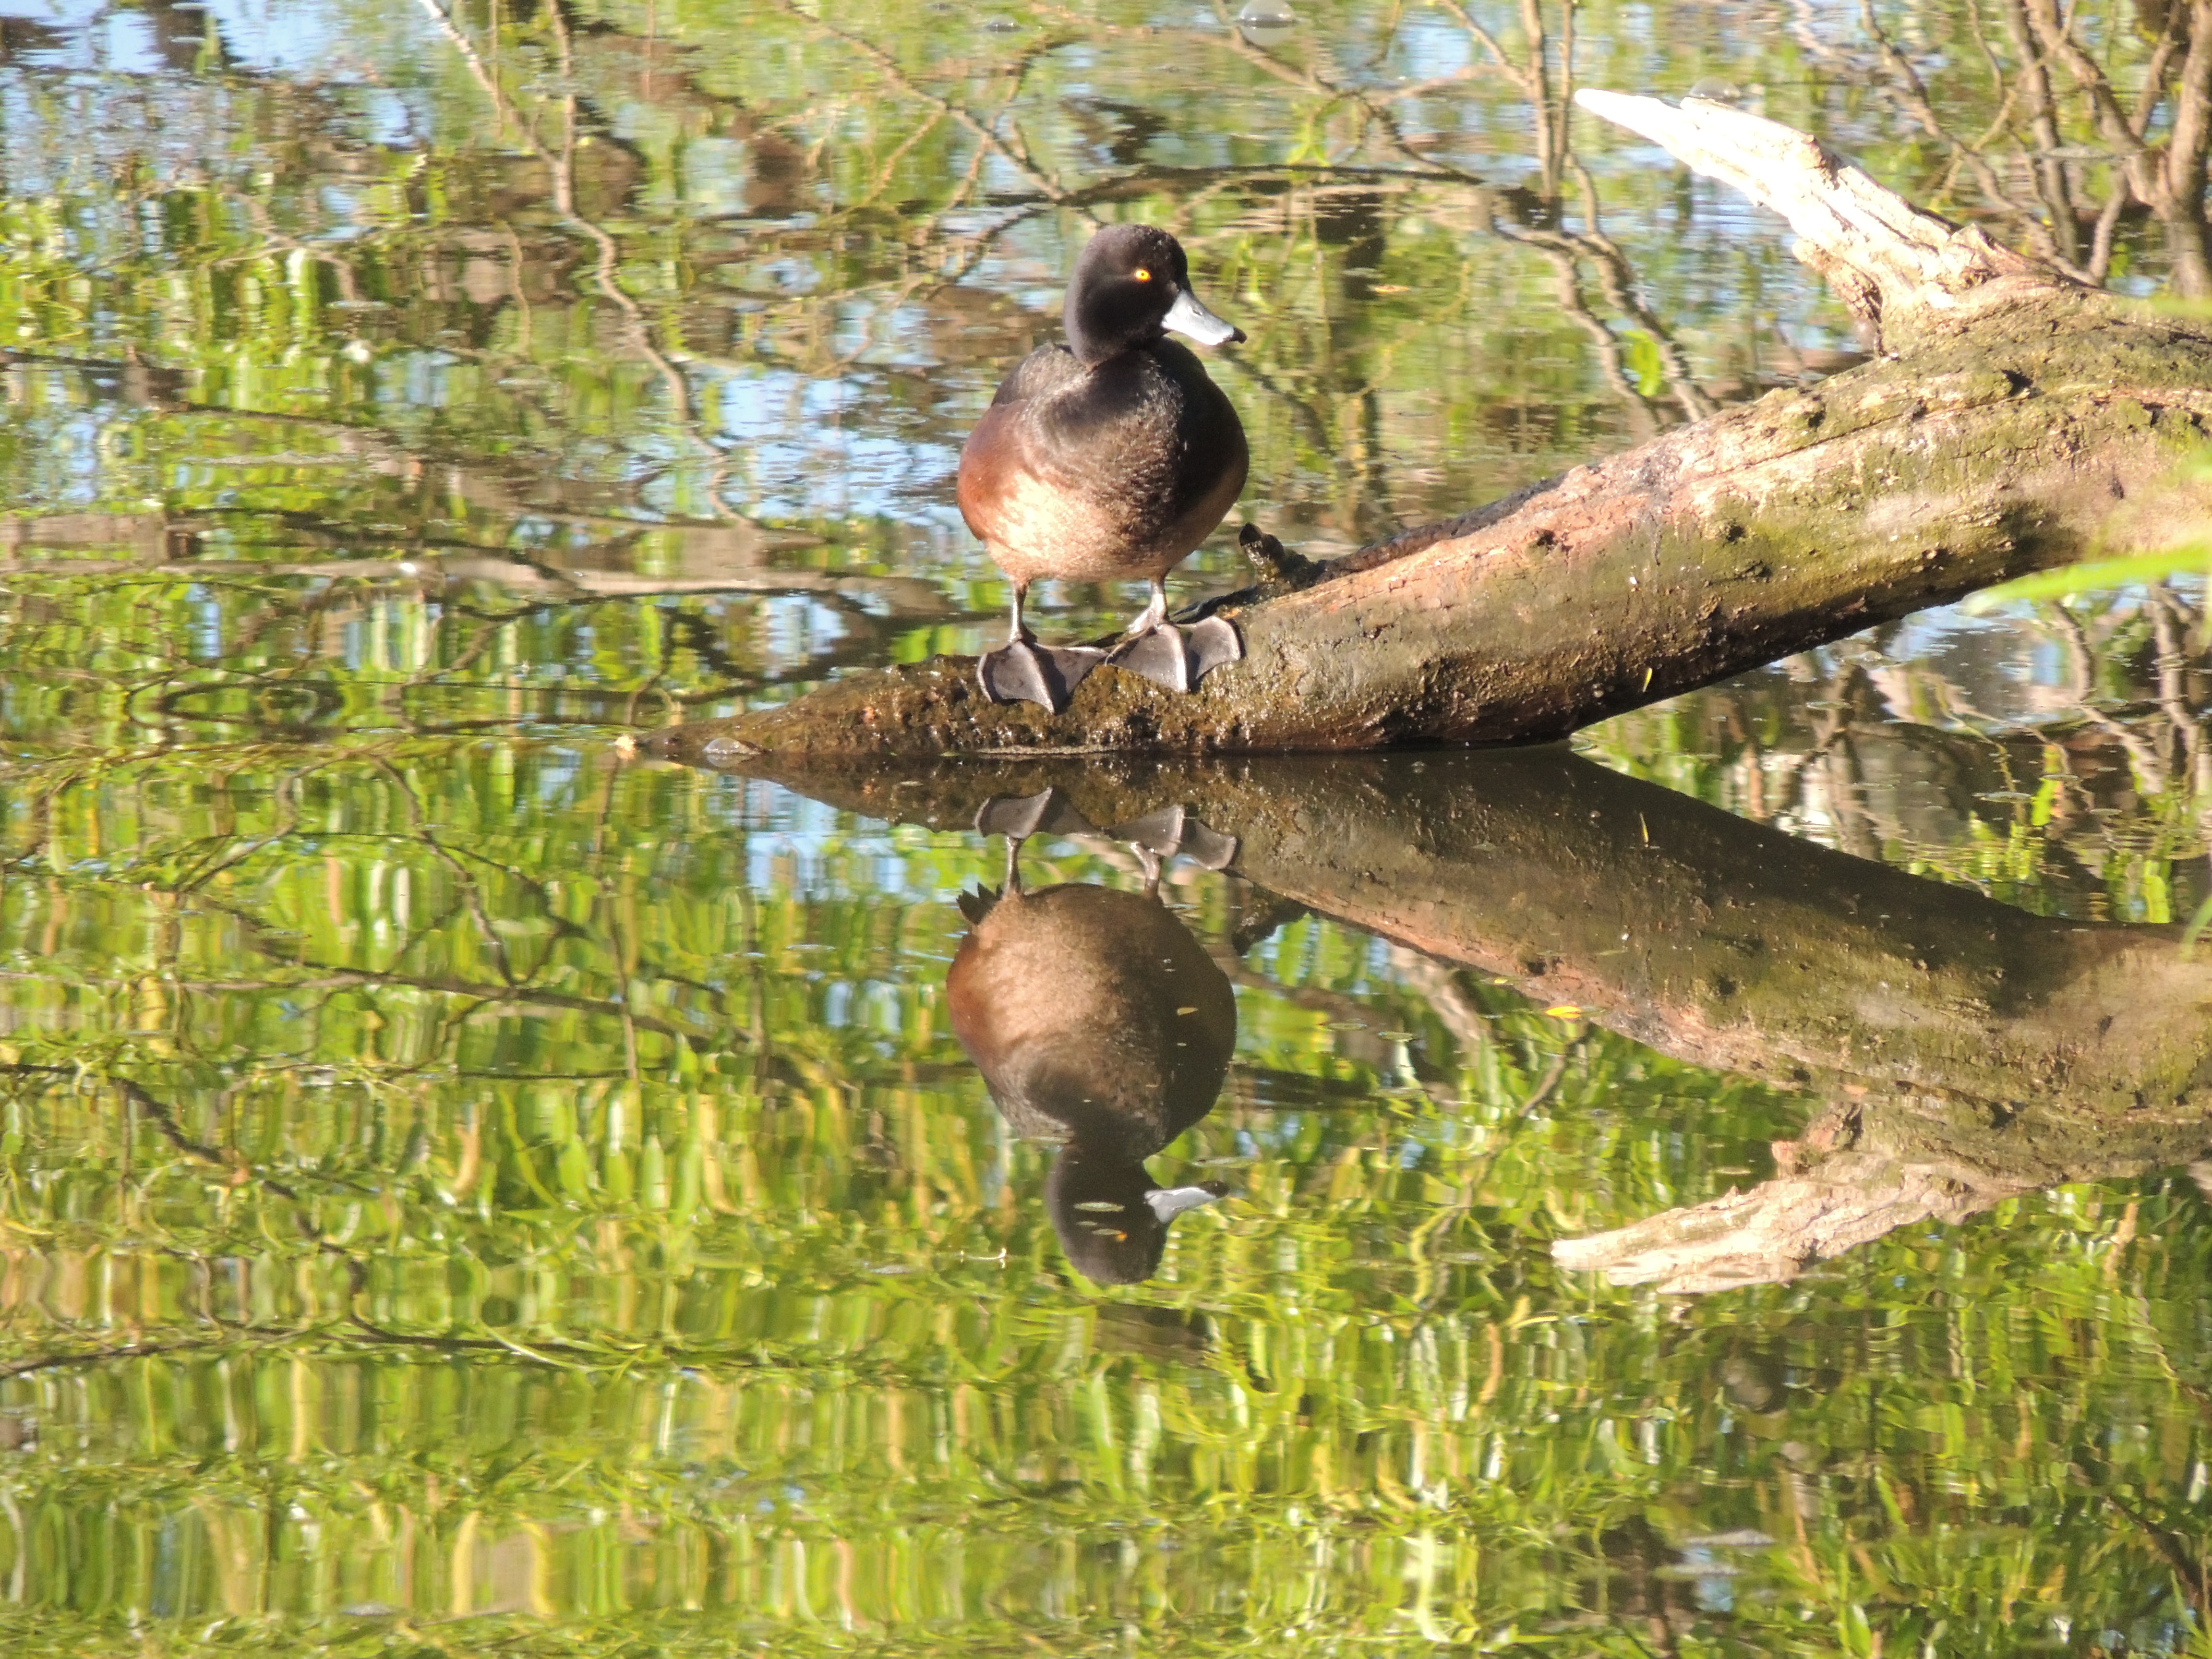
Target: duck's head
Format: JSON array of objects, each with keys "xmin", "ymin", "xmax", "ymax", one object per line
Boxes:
[
  {"xmin": 1046, "ymin": 1143, "xmax": 1225, "ymax": 1286},
  {"xmin": 1064, "ymin": 224, "xmax": 1244, "ymax": 366}
]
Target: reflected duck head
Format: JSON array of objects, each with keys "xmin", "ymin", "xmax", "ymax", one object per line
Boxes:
[
  {"xmin": 1064, "ymin": 223, "xmax": 1245, "ymax": 367},
  {"xmin": 1047, "ymin": 1143, "xmax": 1225, "ymax": 1286},
  {"xmin": 947, "ymin": 849, "xmax": 1237, "ymax": 1283}
]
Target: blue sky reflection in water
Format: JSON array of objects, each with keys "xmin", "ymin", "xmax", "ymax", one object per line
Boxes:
[{"xmin": 0, "ymin": 1, "xmax": 2207, "ymax": 1655}]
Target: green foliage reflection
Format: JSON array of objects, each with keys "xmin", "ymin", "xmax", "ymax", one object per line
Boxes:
[{"xmin": 0, "ymin": 0, "xmax": 2206, "ymax": 1654}]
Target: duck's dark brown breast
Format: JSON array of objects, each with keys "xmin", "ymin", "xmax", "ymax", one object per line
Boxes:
[{"xmin": 957, "ymin": 342, "xmax": 1246, "ymax": 587}]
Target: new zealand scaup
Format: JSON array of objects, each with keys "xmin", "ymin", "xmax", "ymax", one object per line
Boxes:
[{"xmin": 957, "ymin": 224, "xmax": 1250, "ymax": 712}]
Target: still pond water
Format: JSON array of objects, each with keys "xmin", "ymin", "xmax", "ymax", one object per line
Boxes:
[{"xmin": 0, "ymin": 0, "xmax": 2209, "ymax": 1654}]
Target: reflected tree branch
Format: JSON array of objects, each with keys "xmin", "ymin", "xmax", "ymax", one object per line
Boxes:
[{"xmin": 719, "ymin": 745, "xmax": 2212, "ymax": 1291}]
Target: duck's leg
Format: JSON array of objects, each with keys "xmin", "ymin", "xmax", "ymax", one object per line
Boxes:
[
  {"xmin": 976, "ymin": 582, "xmax": 1105, "ymax": 712},
  {"xmin": 1107, "ymin": 803, "xmax": 1240, "ymax": 873},
  {"xmin": 962, "ymin": 793, "xmax": 1094, "ymax": 925},
  {"xmin": 1106, "ymin": 578, "xmax": 1242, "ymax": 694}
]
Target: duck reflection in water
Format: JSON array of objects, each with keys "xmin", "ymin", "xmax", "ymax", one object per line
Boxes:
[{"xmin": 947, "ymin": 792, "xmax": 1237, "ymax": 1285}]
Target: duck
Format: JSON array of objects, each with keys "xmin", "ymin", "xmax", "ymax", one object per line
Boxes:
[
  {"xmin": 946, "ymin": 837, "xmax": 1236, "ymax": 1283},
  {"xmin": 957, "ymin": 223, "xmax": 1250, "ymax": 713}
]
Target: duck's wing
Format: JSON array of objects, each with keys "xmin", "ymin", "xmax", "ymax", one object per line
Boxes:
[{"xmin": 1146, "ymin": 339, "xmax": 1249, "ymax": 544}]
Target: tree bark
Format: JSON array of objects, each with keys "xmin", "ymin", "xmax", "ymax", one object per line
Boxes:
[{"xmin": 646, "ymin": 91, "xmax": 2212, "ymax": 764}]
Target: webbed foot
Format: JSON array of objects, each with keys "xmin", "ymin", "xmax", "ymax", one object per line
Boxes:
[
  {"xmin": 1106, "ymin": 615, "xmax": 1242, "ymax": 694},
  {"xmin": 973, "ymin": 789, "xmax": 1099, "ymax": 842},
  {"xmin": 1107, "ymin": 803, "xmax": 1239, "ymax": 871},
  {"xmin": 976, "ymin": 638, "xmax": 1106, "ymax": 711}
]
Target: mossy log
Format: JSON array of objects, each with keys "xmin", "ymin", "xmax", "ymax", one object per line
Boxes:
[{"xmin": 648, "ymin": 92, "xmax": 2212, "ymax": 764}]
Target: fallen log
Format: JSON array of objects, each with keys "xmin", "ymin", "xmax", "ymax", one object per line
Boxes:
[
  {"xmin": 648, "ymin": 91, "xmax": 2212, "ymax": 763},
  {"xmin": 697, "ymin": 748, "xmax": 2212, "ymax": 1286}
]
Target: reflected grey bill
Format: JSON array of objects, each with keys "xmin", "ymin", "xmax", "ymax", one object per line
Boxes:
[
  {"xmin": 1162, "ymin": 287, "xmax": 1244, "ymax": 346},
  {"xmin": 1144, "ymin": 1184, "xmax": 1224, "ymax": 1222}
]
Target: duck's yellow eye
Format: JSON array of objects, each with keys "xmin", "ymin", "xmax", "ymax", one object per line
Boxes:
[{"xmin": 1132, "ymin": 267, "xmax": 1152, "ymax": 282}]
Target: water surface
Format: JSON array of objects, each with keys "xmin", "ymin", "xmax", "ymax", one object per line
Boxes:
[{"xmin": 0, "ymin": 2, "xmax": 2209, "ymax": 1654}]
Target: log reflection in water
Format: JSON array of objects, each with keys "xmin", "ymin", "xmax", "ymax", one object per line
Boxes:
[
  {"xmin": 718, "ymin": 745, "xmax": 2212, "ymax": 1289},
  {"xmin": 947, "ymin": 803, "xmax": 1236, "ymax": 1285}
]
